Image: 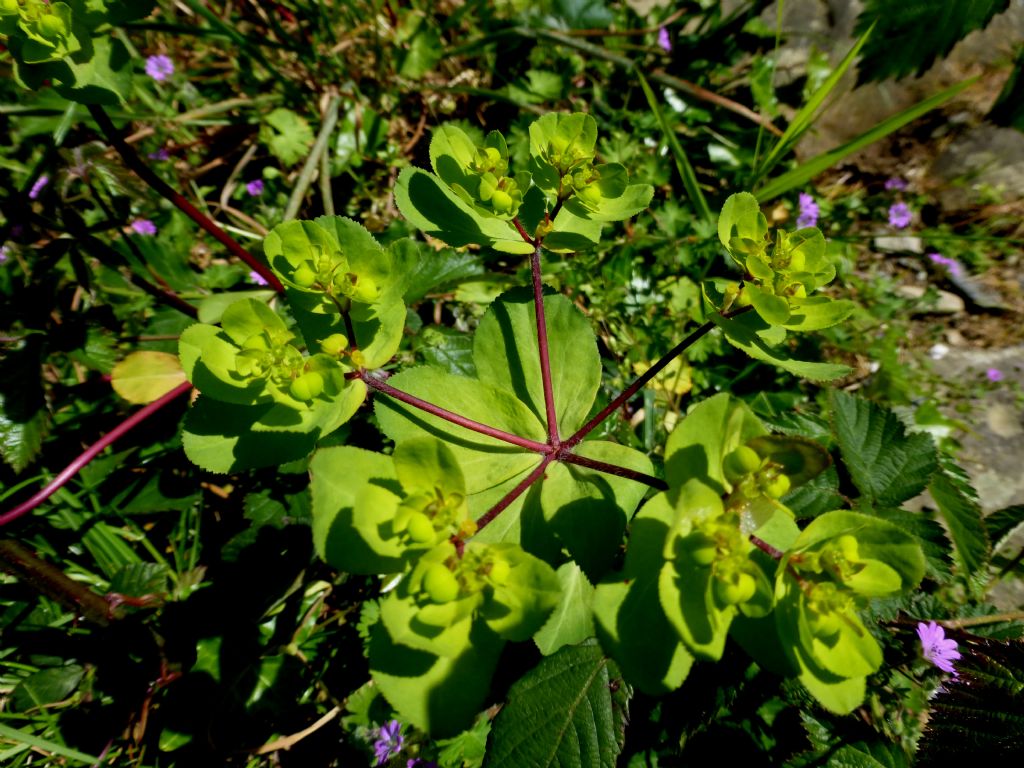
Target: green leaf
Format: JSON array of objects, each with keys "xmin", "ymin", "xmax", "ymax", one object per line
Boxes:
[
  {"xmin": 12, "ymin": 665, "xmax": 84, "ymax": 711},
  {"xmin": 533, "ymin": 562, "xmax": 596, "ymax": 656},
  {"xmin": 484, "ymin": 640, "xmax": 629, "ymax": 768},
  {"xmin": 562, "ymin": 182, "xmax": 654, "ymax": 223},
  {"xmin": 712, "ymin": 312, "xmax": 852, "ymax": 381},
  {"xmin": 539, "ymin": 441, "xmax": 652, "ymax": 580},
  {"xmin": 310, "ymin": 446, "xmax": 407, "ymax": 574},
  {"xmin": 53, "ymin": 35, "xmax": 133, "ymax": 105},
  {"xmin": 261, "ymin": 108, "xmax": 314, "ymax": 165},
  {"xmin": 0, "ymin": 402, "xmax": 49, "ymax": 474},
  {"xmin": 182, "ymin": 385, "xmax": 365, "ymax": 473},
  {"xmin": 474, "ymin": 289, "xmax": 600, "ymax": 438},
  {"xmin": 718, "ymin": 192, "xmax": 768, "ymax": 258},
  {"xmin": 394, "ymin": 167, "xmax": 534, "ymax": 255},
  {"xmin": 370, "ymin": 618, "xmax": 504, "ymax": 737},
  {"xmin": 111, "ymin": 351, "xmax": 187, "ymax": 404},
  {"xmin": 544, "ymin": 205, "xmax": 605, "ymax": 252},
  {"xmin": 196, "ymin": 290, "xmax": 277, "ymax": 324},
  {"xmin": 986, "ymin": 504, "xmax": 1024, "ymax": 551},
  {"xmin": 830, "ymin": 390, "xmax": 938, "ymax": 505},
  {"xmin": 827, "ymin": 741, "xmax": 909, "ymax": 768},
  {"xmin": 664, "ymin": 392, "xmax": 767, "ymax": 494},
  {"xmin": 781, "ymin": 296, "xmax": 856, "ymax": 331},
  {"xmin": 592, "ymin": 493, "xmax": 694, "ymax": 694},
  {"xmin": 928, "ymin": 455, "xmax": 991, "ymax": 577},
  {"xmin": 0, "ymin": 723, "xmax": 99, "ymax": 764}
]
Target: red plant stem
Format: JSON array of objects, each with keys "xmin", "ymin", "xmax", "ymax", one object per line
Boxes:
[
  {"xmin": 360, "ymin": 372, "xmax": 550, "ymax": 453},
  {"xmin": 87, "ymin": 105, "xmax": 285, "ymax": 293},
  {"xmin": 558, "ymin": 450, "xmax": 668, "ymax": 490},
  {"xmin": 530, "ymin": 247, "xmax": 561, "ymax": 448},
  {"xmin": 0, "ymin": 382, "xmax": 193, "ymax": 527},
  {"xmin": 475, "ymin": 454, "xmax": 555, "ymax": 532},
  {"xmin": 749, "ymin": 534, "xmax": 785, "ymax": 560},
  {"xmin": 512, "ymin": 217, "xmax": 535, "ymax": 245},
  {"xmin": 564, "ymin": 306, "xmax": 752, "ymax": 448}
]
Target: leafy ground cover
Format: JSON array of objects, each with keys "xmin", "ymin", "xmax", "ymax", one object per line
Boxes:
[{"xmin": 2, "ymin": 1, "xmax": 1023, "ymax": 766}]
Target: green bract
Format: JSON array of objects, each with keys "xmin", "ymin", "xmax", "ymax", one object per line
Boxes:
[{"xmin": 395, "ymin": 111, "xmax": 653, "ymax": 254}]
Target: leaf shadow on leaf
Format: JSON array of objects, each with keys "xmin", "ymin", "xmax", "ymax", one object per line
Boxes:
[
  {"xmin": 323, "ymin": 478, "xmax": 406, "ymax": 574},
  {"xmin": 548, "ymin": 471, "xmax": 626, "ymax": 582},
  {"xmin": 665, "ymin": 443, "xmax": 718, "ymax": 494},
  {"xmin": 183, "ymin": 398, "xmax": 319, "ymax": 473},
  {"xmin": 596, "ymin": 514, "xmax": 694, "ymax": 694},
  {"xmin": 482, "ymin": 289, "xmax": 538, "ymax": 424},
  {"xmin": 406, "ymin": 171, "xmax": 490, "ymax": 248}
]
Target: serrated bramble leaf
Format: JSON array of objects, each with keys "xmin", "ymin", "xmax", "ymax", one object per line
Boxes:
[
  {"xmin": 484, "ymin": 640, "xmax": 629, "ymax": 768},
  {"xmin": 830, "ymin": 390, "xmax": 938, "ymax": 505},
  {"xmin": 928, "ymin": 455, "xmax": 991, "ymax": 577}
]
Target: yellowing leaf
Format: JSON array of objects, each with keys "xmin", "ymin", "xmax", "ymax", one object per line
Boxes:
[{"xmin": 111, "ymin": 351, "xmax": 188, "ymax": 404}]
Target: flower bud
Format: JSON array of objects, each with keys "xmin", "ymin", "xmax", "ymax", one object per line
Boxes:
[
  {"xmin": 348, "ymin": 274, "xmax": 381, "ymax": 303},
  {"xmin": 683, "ymin": 532, "xmax": 718, "ymax": 566},
  {"xmin": 759, "ymin": 471, "xmax": 791, "ymax": 499},
  {"xmin": 807, "ymin": 608, "xmax": 842, "ymax": 639},
  {"xmin": 713, "ymin": 570, "xmax": 756, "ymax": 605},
  {"xmin": 423, "ymin": 563, "xmax": 460, "ymax": 604},
  {"xmin": 38, "ymin": 13, "xmax": 65, "ymax": 39},
  {"xmin": 292, "ymin": 264, "xmax": 317, "ymax": 288},
  {"xmin": 406, "ymin": 512, "xmax": 436, "ymax": 544},
  {"xmin": 289, "ymin": 371, "xmax": 324, "ymax": 401},
  {"xmin": 723, "ymin": 445, "xmax": 761, "ymax": 482},
  {"xmin": 320, "ymin": 333, "xmax": 349, "ymax": 356},
  {"xmin": 490, "ymin": 188, "xmax": 514, "ymax": 214}
]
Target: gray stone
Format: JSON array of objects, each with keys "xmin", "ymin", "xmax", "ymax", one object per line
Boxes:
[
  {"xmin": 874, "ymin": 235, "xmax": 924, "ymax": 254},
  {"xmin": 930, "ymin": 125, "xmax": 1024, "ymax": 210},
  {"xmin": 895, "ymin": 285, "xmax": 966, "ymax": 314}
]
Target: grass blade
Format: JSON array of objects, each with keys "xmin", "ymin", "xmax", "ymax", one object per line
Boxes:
[
  {"xmin": 754, "ymin": 77, "xmax": 977, "ymax": 202},
  {"xmin": 636, "ymin": 69, "xmax": 713, "ymax": 222},
  {"xmin": 0, "ymin": 722, "xmax": 99, "ymax": 764}
]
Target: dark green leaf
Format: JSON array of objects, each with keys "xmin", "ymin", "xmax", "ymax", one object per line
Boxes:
[
  {"xmin": 484, "ymin": 640, "xmax": 629, "ymax": 768},
  {"xmin": 829, "ymin": 391, "xmax": 937, "ymax": 505},
  {"xmin": 928, "ymin": 455, "xmax": 991, "ymax": 577}
]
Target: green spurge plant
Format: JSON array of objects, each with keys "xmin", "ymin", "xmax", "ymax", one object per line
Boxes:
[{"xmin": 165, "ymin": 110, "xmax": 922, "ymax": 737}]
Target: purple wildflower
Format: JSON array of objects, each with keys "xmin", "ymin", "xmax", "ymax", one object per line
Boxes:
[
  {"xmin": 245, "ymin": 179, "xmax": 265, "ymax": 196},
  {"xmin": 986, "ymin": 368, "xmax": 1004, "ymax": 383},
  {"xmin": 145, "ymin": 54, "xmax": 175, "ymax": 82},
  {"xmin": 657, "ymin": 27, "xmax": 671, "ymax": 53},
  {"xmin": 249, "ymin": 270, "xmax": 269, "ymax": 286},
  {"xmin": 796, "ymin": 192, "xmax": 819, "ymax": 228},
  {"xmin": 926, "ymin": 252, "xmax": 964, "ymax": 278},
  {"xmin": 888, "ymin": 202, "xmax": 912, "ymax": 229},
  {"xmin": 148, "ymin": 148, "xmax": 170, "ymax": 161},
  {"xmin": 884, "ymin": 177, "xmax": 907, "ymax": 191},
  {"xmin": 917, "ymin": 621, "xmax": 960, "ymax": 675},
  {"xmin": 130, "ymin": 219, "xmax": 157, "ymax": 236},
  {"xmin": 0, "ymin": 244, "xmax": 9, "ymax": 263},
  {"xmin": 29, "ymin": 175, "xmax": 49, "ymax": 200},
  {"xmin": 373, "ymin": 720, "xmax": 404, "ymax": 766}
]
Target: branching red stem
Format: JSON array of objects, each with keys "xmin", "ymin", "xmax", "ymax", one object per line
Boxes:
[
  {"xmin": 558, "ymin": 450, "xmax": 667, "ymax": 490},
  {"xmin": 475, "ymin": 454, "xmax": 554, "ymax": 532},
  {"xmin": 87, "ymin": 105, "xmax": 285, "ymax": 293},
  {"xmin": 749, "ymin": 534, "xmax": 785, "ymax": 560},
  {"xmin": 360, "ymin": 372, "xmax": 550, "ymax": 453},
  {"xmin": 0, "ymin": 382, "xmax": 193, "ymax": 527}
]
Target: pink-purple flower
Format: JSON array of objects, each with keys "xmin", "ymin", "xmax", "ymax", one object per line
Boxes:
[
  {"xmin": 986, "ymin": 368, "xmax": 1004, "ymax": 383},
  {"xmin": 249, "ymin": 270, "xmax": 269, "ymax": 286},
  {"xmin": 148, "ymin": 148, "xmax": 170, "ymax": 161},
  {"xmin": 657, "ymin": 27, "xmax": 671, "ymax": 53},
  {"xmin": 927, "ymin": 252, "xmax": 963, "ymax": 278},
  {"xmin": 917, "ymin": 621, "xmax": 960, "ymax": 675},
  {"xmin": 884, "ymin": 177, "xmax": 907, "ymax": 191},
  {"xmin": 145, "ymin": 54, "xmax": 175, "ymax": 82},
  {"xmin": 796, "ymin": 192, "xmax": 819, "ymax": 228},
  {"xmin": 131, "ymin": 219, "xmax": 157, "ymax": 236},
  {"xmin": 888, "ymin": 202, "xmax": 912, "ymax": 229},
  {"xmin": 0, "ymin": 244, "xmax": 9, "ymax": 263},
  {"xmin": 373, "ymin": 720, "xmax": 404, "ymax": 766},
  {"xmin": 245, "ymin": 179, "xmax": 265, "ymax": 197},
  {"xmin": 29, "ymin": 175, "xmax": 49, "ymax": 200}
]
